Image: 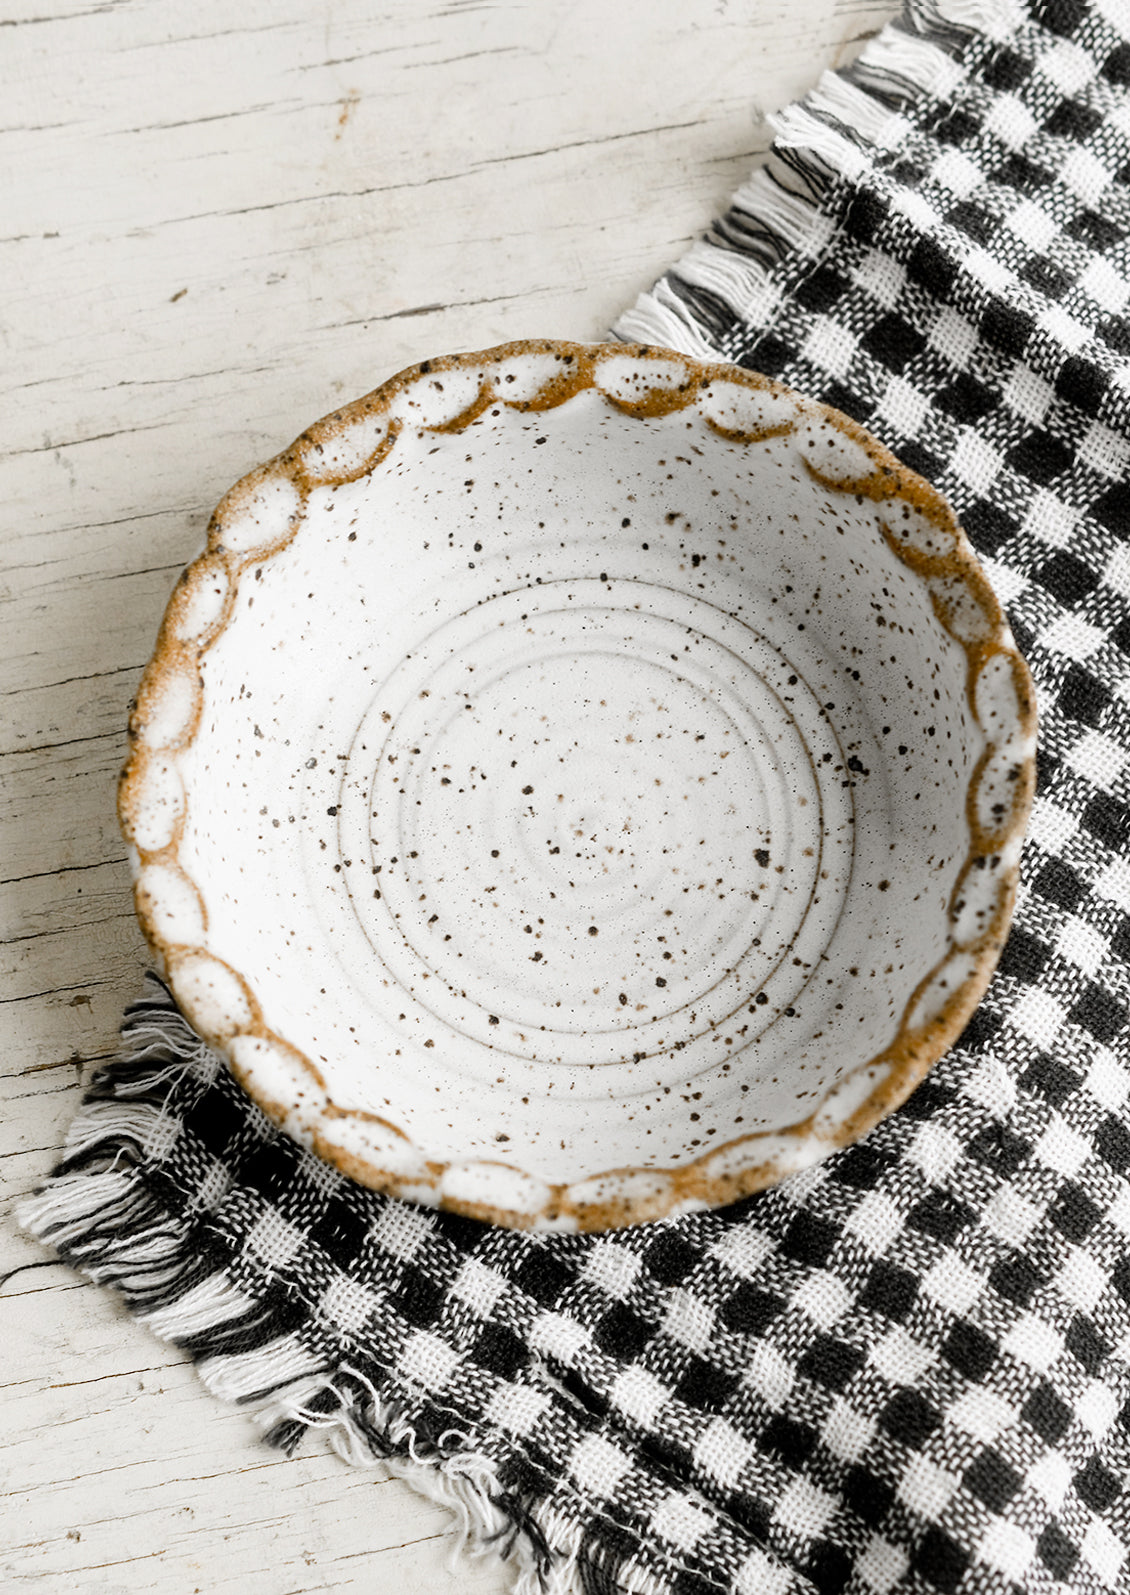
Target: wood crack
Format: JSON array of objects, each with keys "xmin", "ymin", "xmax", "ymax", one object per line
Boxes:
[{"xmin": 2, "ymin": 857, "xmax": 129, "ymax": 888}]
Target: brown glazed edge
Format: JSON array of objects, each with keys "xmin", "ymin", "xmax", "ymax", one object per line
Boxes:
[{"xmin": 119, "ymin": 339, "xmax": 1037, "ymax": 1231}]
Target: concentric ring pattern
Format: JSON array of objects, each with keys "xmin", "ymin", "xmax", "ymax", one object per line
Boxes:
[
  {"xmin": 324, "ymin": 581, "xmax": 852, "ymax": 1074},
  {"xmin": 120, "ymin": 341, "xmax": 1036, "ymax": 1230}
]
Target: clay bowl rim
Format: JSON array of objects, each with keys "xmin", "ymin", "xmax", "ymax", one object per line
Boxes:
[{"xmin": 119, "ymin": 338, "xmax": 1037, "ymax": 1231}]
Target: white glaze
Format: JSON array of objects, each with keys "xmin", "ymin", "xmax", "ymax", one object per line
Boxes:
[{"xmin": 123, "ymin": 342, "xmax": 1035, "ymax": 1227}]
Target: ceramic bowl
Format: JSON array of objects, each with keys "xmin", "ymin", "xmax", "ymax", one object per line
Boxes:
[{"xmin": 121, "ymin": 340, "xmax": 1035, "ymax": 1230}]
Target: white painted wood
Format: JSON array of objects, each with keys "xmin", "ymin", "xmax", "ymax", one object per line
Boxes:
[{"xmin": 2, "ymin": 0, "xmax": 897, "ymax": 1587}]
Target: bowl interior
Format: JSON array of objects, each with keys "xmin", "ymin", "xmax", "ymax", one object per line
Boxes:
[{"xmin": 123, "ymin": 343, "xmax": 1035, "ymax": 1228}]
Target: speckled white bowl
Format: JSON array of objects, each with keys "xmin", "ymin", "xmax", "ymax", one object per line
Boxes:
[{"xmin": 121, "ymin": 341, "xmax": 1035, "ymax": 1230}]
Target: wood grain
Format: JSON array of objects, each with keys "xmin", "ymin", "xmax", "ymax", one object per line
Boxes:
[{"xmin": 2, "ymin": 1, "xmax": 897, "ymax": 1587}]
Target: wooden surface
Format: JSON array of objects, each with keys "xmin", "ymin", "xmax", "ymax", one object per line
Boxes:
[{"xmin": 1, "ymin": 1, "xmax": 897, "ymax": 1588}]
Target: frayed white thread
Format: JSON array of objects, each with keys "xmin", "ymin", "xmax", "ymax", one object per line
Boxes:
[
  {"xmin": 770, "ymin": 102, "xmax": 872, "ymax": 185},
  {"xmin": 62, "ymin": 1101, "xmax": 180, "ymax": 1162},
  {"xmin": 779, "ymin": 69, "xmax": 902, "ymax": 153},
  {"xmin": 196, "ymin": 1331, "xmax": 325, "ymax": 1402},
  {"xmin": 721, "ymin": 167, "xmax": 837, "ymax": 259},
  {"xmin": 20, "ymin": 1170, "xmax": 197, "ymax": 1306},
  {"xmin": 614, "ymin": 279, "xmax": 722, "ymax": 359},
  {"xmin": 908, "ymin": 0, "xmax": 1024, "ymax": 44},
  {"xmin": 612, "ymin": 0, "xmax": 1011, "ymax": 358},
  {"xmin": 674, "ymin": 231, "xmax": 787, "ymax": 302},
  {"xmin": 19, "ymin": 1177, "xmax": 175, "ymax": 1272},
  {"xmin": 19, "ymin": 1169, "xmax": 139, "ymax": 1238},
  {"xmin": 850, "ymin": 25, "xmax": 962, "ymax": 105},
  {"xmin": 526, "ymin": 1511, "xmax": 588, "ymax": 1595},
  {"xmin": 141, "ymin": 1271, "xmax": 256, "ymax": 1339},
  {"xmin": 122, "ymin": 1012, "xmax": 215, "ymax": 1060},
  {"xmin": 613, "ymin": 157, "xmax": 839, "ymax": 348},
  {"xmin": 252, "ymin": 1364, "xmax": 583, "ymax": 1594},
  {"xmin": 20, "ymin": 980, "xmax": 638, "ymax": 1594},
  {"xmin": 89, "ymin": 1221, "xmax": 199, "ymax": 1294}
]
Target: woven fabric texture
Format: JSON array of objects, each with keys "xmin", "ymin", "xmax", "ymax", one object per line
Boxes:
[{"xmin": 24, "ymin": 2, "xmax": 1130, "ymax": 1591}]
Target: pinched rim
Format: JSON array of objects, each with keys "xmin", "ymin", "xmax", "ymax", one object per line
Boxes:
[{"xmin": 120, "ymin": 340, "xmax": 1036, "ymax": 1231}]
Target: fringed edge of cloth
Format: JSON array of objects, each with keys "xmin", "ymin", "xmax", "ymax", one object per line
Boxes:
[{"xmin": 612, "ymin": 0, "xmax": 1022, "ymax": 358}]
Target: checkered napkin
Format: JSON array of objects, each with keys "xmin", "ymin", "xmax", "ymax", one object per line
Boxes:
[{"xmin": 23, "ymin": 0, "xmax": 1130, "ymax": 1590}]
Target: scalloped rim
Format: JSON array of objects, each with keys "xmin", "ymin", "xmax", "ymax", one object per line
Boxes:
[{"xmin": 119, "ymin": 340, "xmax": 1036, "ymax": 1231}]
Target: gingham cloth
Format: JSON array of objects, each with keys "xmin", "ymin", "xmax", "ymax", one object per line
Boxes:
[{"xmin": 24, "ymin": 1, "xmax": 1130, "ymax": 1590}]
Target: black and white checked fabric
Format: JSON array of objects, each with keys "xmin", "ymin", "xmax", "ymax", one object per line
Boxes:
[{"xmin": 24, "ymin": 2, "xmax": 1130, "ymax": 1590}]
